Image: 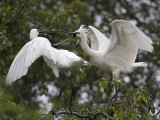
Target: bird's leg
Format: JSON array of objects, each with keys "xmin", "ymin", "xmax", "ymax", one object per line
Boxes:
[
  {"xmin": 68, "ymin": 76, "xmax": 75, "ymax": 113},
  {"xmin": 56, "ymin": 78, "xmax": 63, "ymax": 103},
  {"xmin": 107, "ymin": 69, "xmax": 120, "ymax": 104},
  {"xmin": 107, "ymin": 85, "xmax": 120, "ymax": 105}
]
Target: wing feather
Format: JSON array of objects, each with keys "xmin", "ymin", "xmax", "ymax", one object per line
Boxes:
[
  {"xmin": 105, "ymin": 20, "xmax": 153, "ymax": 71},
  {"xmin": 6, "ymin": 37, "xmax": 56, "ymax": 84},
  {"xmin": 88, "ymin": 26, "xmax": 110, "ymax": 51}
]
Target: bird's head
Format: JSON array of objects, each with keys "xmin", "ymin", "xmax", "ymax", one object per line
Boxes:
[
  {"xmin": 70, "ymin": 25, "xmax": 89, "ymax": 42},
  {"xmin": 30, "ymin": 29, "xmax": 39, "ymax": 40}
]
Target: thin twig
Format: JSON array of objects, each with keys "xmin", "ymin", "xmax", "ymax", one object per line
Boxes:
[
  {"xmin": 92, "ymin": 112, "xmax": 114, "ymax": 119},
  {"xmin": 51, "ymin": 110, "xmax": 92, "ymax": 119},
  {"xmin": 14, "ymin": 82, "xmax": 31, "ymax": 110},
  {"xmin": 155, "ymin": 108, "xmax": 160, "ymax": 116},
  {"xmin": 14, "ymin": 82, "xmax": 23, "ymax": 101},
  {"xmin": 114, "ymin": 100, "xmax": 128, "ymax": 104},
  {"xmin": 26, "ymin": 17, "xmax": 42, "ymax": 26}
]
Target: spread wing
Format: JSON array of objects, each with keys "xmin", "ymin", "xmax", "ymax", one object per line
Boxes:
[
  {"xmin": 6, "ymin": 37, "xmax": 56, "ymax": 84},
  {"xmin": 84, "ymin": 25, "xmax": 110, "ymax": 51},
  {"xmin": 105, "ymin": 20, "xmax": 153, "ymax": 69}
]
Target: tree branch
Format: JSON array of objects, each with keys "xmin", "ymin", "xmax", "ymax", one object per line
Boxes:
[
  {"xmin": 51, "ymin": 110, "xmax": 92, "ymax": 119},
  {"xmin": 50, "ymin": 110, "xmax": 113, "ymax": 120},
  {"xmin": 26, "ymin": 17, "xmax": 42, "ymax": 26},
  {"xmin": 155, "ymin": 108, "xmax": 160, "ymax": 116},
  {"xmin": 92, "ymin": 112, "xmax": 114, "ymax": 119}
]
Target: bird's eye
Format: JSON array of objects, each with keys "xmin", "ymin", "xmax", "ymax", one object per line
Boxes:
[{"xmin": 77, "ymin": 32, "xmax": 80, "ymax": 34}]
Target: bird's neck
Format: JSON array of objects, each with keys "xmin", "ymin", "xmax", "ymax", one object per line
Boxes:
[
  {"xmin": 30, "ymin": 34, "xmax": 38, "ymax": 40},
  {"xmin": 79, "ymin": 37, "xmax": 96, "ymax": 58}
]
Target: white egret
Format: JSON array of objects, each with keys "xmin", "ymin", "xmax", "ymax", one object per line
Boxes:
[
  {"xmin": 6, "ymin": 29, "xmax": 88, "ymax": 110},
  {"xmin": 70, "ymin": 20, "xmax": 153, "ymax": 80}
]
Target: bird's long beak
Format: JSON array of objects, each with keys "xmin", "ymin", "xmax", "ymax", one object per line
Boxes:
[
  {"xmin": 68, "ymin": 32, "xmax": 77, "ymax": 37},
  {"xmin": 53, "ymin": 36, "xmax": 74, "ymax": 46},
  {"xmin": 40, "ymin": 30, "xmax": 71, "ymax": 34},
  {"xmin": 53, "ymin": 32, "xmax": 77, "ymax": 46},
  {"xmin": 39, "ymin": 31, "xmax": 55, "ymax": 34},
  {"xmin": 39, "ymin": 31, "xmax": 46, "ymax": 34}
]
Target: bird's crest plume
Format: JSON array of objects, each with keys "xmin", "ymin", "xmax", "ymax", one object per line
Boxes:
[{"xmin": 79, "ymin": 25, "xmax": 92, "ymax": 46}]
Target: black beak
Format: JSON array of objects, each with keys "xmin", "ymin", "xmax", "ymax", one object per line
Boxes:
[
  {"xmin": 39, "ymin": 31, "xmax": 45, "ymax": 34},
  {"xmin": 39, "ymin": 31, "xmax": 55, "ymax": 34},
  {"xmin": 68, "ymin": 32, "xmax": 77, "ymax": 37},
  {"xmin": 39, "ymin": 31, "xmax": 48, "ymax": 34}
]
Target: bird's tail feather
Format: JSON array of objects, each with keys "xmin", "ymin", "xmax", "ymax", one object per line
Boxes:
[{"xmin": 132, "ymin": 62, "xmax": 147, "ymax": 69}]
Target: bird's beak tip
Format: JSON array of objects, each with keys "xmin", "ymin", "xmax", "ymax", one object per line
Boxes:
[{"xmin": 69, "ymin": 32, "xmax": 77, "ymax": 37}]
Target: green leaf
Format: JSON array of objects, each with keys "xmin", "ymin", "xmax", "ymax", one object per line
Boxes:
[
  {"xmin": 98, "ymin": 106, "xmax": 103, "ymax": 112},
  {"xmin": 101, "ymin": 118, "xmax": 106, "ymax": 120},
  {"xmin": 130, "ymin": 113, "xmax": 134, "ymax": 117},
  {"xmin": 136, "ymin": 96, "xmax": 141, "ymax": 102},
  {"xmin": 113, "ymin": 113, "xmax": 117, "ymax": 118},
  {"xmin": 151, "ymin": 107, "xmax": 155, "ymax": 114},
  {"xmin": 16, "ymin": 114, "xmax": 23, "ymax": 120},
  {"xmin": 141, "ymin": 96, "xmax": 148, "ymax": 106},
  {"xmin": 118, "ymin": 113, "xmax": 123, "ymax": 118}
]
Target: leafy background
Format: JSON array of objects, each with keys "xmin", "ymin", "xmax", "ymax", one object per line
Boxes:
[{"xmin": 0, "ymin": 0, "xmax": 160, "ymax": 119}]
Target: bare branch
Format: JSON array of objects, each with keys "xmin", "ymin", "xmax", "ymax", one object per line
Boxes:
[
  {"xmin": 92, "ymin": 112, "xmax": 114, "ymax": 119},
  {"xmin": 51, "ymin": 110, "xmax": 92, "ymax": 119},
  {"xmin": 50, "ymin": 110, "xmax": 113, "ymax": 120},
  {"xmin": 26, "ymin": 17, "xmax": 42, "ymax": 26},
  {"xmin": 155, "ymin": 108, "xmax": 160, "ymax": 116}
]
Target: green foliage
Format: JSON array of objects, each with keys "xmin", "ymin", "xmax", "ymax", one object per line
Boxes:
[{"xmin": 96, "ymin": 77, "xmax": 157, "ymax": 120}]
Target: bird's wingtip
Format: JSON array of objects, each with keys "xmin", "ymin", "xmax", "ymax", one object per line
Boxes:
[
  {"xmin": 5, "ymin": 79, "xmax": 11, "ymax": 85},
  {"xmin": 149, "ymin": 47, "xmax": 154, "ymax": 52},
  {"xmin": 112, "ymin": 20, "xmax": 130, "ymax": 25},
  {"xmin": 5, "ymin": 75, "xmax": 12, "ymax": 85}
]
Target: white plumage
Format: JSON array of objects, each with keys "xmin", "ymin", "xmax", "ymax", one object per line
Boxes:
[
  {"xmin": 6, "ymin": 29, "xmax": 88, "ymax": 85},
  {"xmin": 73, "ymin": 20, "xmax": 153, "ymax": 78}
]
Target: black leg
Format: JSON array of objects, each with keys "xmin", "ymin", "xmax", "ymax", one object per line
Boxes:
[
  {"xmin": 113, "ymin": 85, "xmax": 119, "ymax": 100},
  {"xmin": 68, "ymin": 76, "xmax": 75, "ymax": 113},
  {"xmin": 115, "ymin": 85, "xmax": 118, "ymax": 93},
  {"xmin": 56, "ymin": 78, "xmax": 63, "ymax": 103},
  {"xmin": 107, "ymin": 86, "xmax": 120, "ymax": 105}
]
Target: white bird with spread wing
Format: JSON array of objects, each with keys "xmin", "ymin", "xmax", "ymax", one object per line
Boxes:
[
  {"xmin": 70, "ymin": 20, "xmax": 153, "ymax": 79},
  {"xmin": 6, "ymin": 29, "xmax": 88, "ymax": 110}
]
